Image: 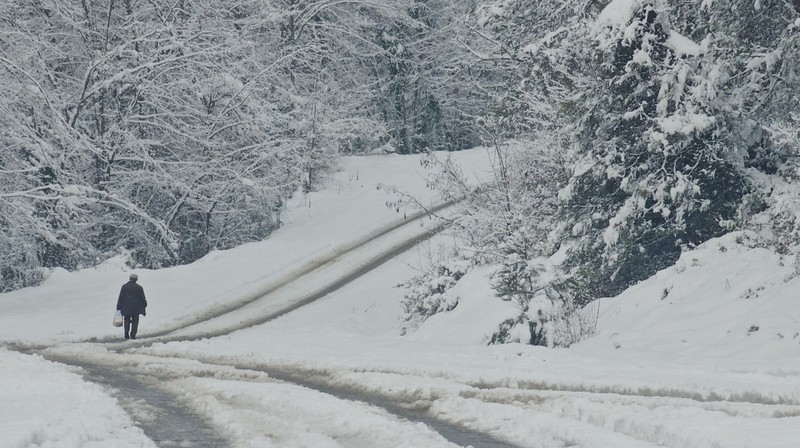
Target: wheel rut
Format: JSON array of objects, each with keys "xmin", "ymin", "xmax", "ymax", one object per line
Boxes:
[
  {"xmin": 40, "ymin": 349, "xmax": 523, "ymax": 448},
  {"xmin": 255, "ymin": 365, "xmax": 522, "ymax": 448},
  {"xmin": 77, "ymin": 360, "xmax": 232, "ymax": 448}
]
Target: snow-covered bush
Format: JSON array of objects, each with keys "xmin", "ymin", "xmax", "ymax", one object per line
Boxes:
[
  {"xmin": 503, "ymin": 247, "xmax": 597, "ymax": 346},
  {"xmin": 545, "ymin": 298, "xmax": 600, "ymax": 348},
  {"xmin": 422, "ymin": 139, "xmax": 569, "ymax": 264},
  {"xmin": 394, "ymin": 140, "xmax": 569, "ymax": 331},
  {"xmin": 488, "ymin": 279, "xmax": 599, "ymax": 348},
  {"xmin": 489, "ymin": 311, "xmax": 548, "ymax": 346},
  {"xmin": 400, "ymin": 256, "xmax": 470, "ymax": 335}
]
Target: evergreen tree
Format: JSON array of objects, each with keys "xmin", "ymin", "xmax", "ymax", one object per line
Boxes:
[{"xmin": 561, "ymin": 1, "xmax": 748, "ymax": 298}]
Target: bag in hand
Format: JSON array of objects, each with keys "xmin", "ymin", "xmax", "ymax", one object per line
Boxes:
[{"xmin": 113, "ymin": 310, "xmax": 123, "ymax": 327}]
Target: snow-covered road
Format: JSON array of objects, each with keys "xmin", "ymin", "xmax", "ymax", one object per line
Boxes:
[
  {"xmin": 34, "ymin": 335, "xmax": 800, "ymax": 448},
  {"xmin": 26, "ymin": 223, "xmax": 800, "ymax": 448},
  {"xmin": 37, "ymin": 346, "xmax": 522, "ymax": 448},
  {"xmin": 22, "ymin": 200, "xmax": 522, "ymax": 448},
  {"xmin": 3, "ymin": 150, "xmax": 800, "ymax": 447}
]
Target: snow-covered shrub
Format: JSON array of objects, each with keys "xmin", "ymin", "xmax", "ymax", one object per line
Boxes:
[
  {"xmin": 491, "ymin": 228, "xmax": 542, "ymax": 308},
  {"xmin": 489, "ymin": 308, "xmax": 549, "ymax": 346},
  {"xmin": 400, "ymin": 256, "xmax": 470, "ymax": 335},
  {"xmin": 489, "ymin": 261, "xmax": 599, "ymax": 348},
  {"xmin": 488, "ymin": 283, "xmax": 599, "ymax": 348},
  {"xmin": 545, "ymin": 298, "xmax": 600, "ymax": 348},
  {"xmin": 425, "ymin": 139, "xmax": 569, "ymax": 263}
]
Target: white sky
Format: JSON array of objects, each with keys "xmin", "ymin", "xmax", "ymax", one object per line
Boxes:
[{"xmin": 3, "ymin": 148, "xmax": 800, "ymax": 448}]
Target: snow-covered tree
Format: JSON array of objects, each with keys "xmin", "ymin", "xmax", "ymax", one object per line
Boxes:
[
  {"xmin": 473, "ymin": 0, "xmax": 596, "ymax": 136},
  {"xmin": 0, "ymin": 0, "xmax": 313, "ymax": 287},
  {"xmin": 0, "ymin": 0, "xmax": 493, "ymax": 292},
  {"xmin": 557, "ymin": 1, "xmax": 750, "ymax": 297},
  {"xmin": 372, "ymin": 0, "xmax": 488, "ymax": 154},
  {"xmin": 554, "ymin": 0, "xmax": 800, "ymax": 298},
  {"xmin": 401, "ymin": 0, "xmax": 797, "ymax": 345}
]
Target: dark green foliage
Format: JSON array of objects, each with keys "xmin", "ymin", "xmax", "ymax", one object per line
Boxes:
[
  {"xmin": 562, "ymin": 4, "xmax": 749, "ymax": 298},
  {"xmin": 491, "ymin": 228, "xmax": 540, "ymax": 304},
  {"xmin": 489, "ymin": 314, "xmax": 547, "ymax": 346},
  {"xmin": 400, "ymin": 258, "xmax": 469, "ymax": 334}
]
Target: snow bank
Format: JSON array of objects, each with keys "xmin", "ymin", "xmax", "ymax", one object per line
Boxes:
[
  {"xmin": 405, "ymin": 266, "xmax": 519, "ymax": 345},
  {"xmin": 0, "ymin": 348, "xmax": 155, "ymax": 448},
  {"xmin": 576, "ymin": 231, "xmax": 800, "ymax": 371}
]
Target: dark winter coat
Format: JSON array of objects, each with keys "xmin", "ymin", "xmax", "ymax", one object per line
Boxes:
[{"xmin": 117, "ymin": 280, "xmax": 147, "ymax": 316}]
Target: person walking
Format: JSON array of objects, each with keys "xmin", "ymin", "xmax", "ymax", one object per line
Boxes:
[{"xmin": 116, "ymin": 273, "xmax": 147, "ymax": 339}]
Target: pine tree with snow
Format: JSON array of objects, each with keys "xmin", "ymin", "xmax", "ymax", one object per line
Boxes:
[{"xmin": 560, "ymin": 0, "xmax": 748, "ymax": 298}]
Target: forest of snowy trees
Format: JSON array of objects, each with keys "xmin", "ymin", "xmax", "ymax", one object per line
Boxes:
[
  {"xmin": 400, "ymin": 0, "xmax": 800, "ymax": 344},
  {"xmin": 0, "ymin": 0, "xmax": 490, "ymax": 291},
  {"xmin": 2, "ymin": 0, "xmax": 800, "ymax": 349}
]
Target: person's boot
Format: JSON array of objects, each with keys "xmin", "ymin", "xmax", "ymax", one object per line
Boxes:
[
  {"xmin": 123, "ymin": 320, "xmax": 130, "ymax": 339},
  {"xmin": 130, "ymin": 321, "xmax": 138, "ymax": 340}
]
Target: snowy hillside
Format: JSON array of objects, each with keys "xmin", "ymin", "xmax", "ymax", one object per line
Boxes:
[
  {"xmin": 577, "ymin": 231, "xmax": 800, "ymax": 371},
  {"xmin": 3, "ymin": 149, "xmax": 800, "ymax": 447}
]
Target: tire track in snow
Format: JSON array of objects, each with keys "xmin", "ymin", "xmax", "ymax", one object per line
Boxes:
[
  {"xmin": 39, "ymin": 349, "xmax": 523, "ymax": 448},
  {"xmin": 39, "ymin": 351, "xmax": 234, "ymax": 448},
  {"xmin": 205, "ymin": 359, "xmax": 664, "ymax": 448},
  {"xmin": 453, "ymin": 386, "xmax": 800, "ymax": 448},
  {"xmin": 464, "ymin": 377, "xmax": 800, "ymax": 407},
  {"xmin": 90, "ymin": 200, "xmax": 456, "ymax": 346},
  {"xmin": 150, "ymin": 359, "xmax": 795, "ymax": 448},
  {"xmin": 460, "ymin": 385, "xmax": 800, "ymax": 418},
  {"xmin": 118, "ymin": 350, "xmax": 800, "ymax": 448},
  {"xmin": 275, "ymin": 366, "xmax": 800, "ymax": 448},
  {"xmin": 158, "ymin": 218, "xmax": 450, "ymax": 343},
  {"xmin": 248, "ymin": 365, "xmax": 523, "ymax": 448}
]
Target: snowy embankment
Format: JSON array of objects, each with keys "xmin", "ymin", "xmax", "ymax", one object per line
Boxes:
[
  {"xmin": 578, "ymin": 231, "xmax": 800, "ymax": 372},
  {"xmin": 3, "ymin": 148, "xmax": 800, "ymax": 447}
]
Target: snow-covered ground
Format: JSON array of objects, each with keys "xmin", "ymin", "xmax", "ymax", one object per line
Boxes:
[{"xmin": 3, "ymin": 148, "xmax": 800, "ymax": 448}]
